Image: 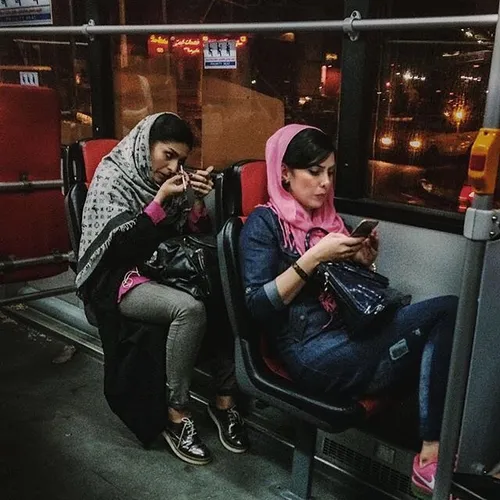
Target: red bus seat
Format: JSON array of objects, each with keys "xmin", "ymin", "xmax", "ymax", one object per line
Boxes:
[
  {"xmin": 218, "ymin": 160, "xmax": 368, "ymax": 422},
  {"xmin": 0, "ymin": 84, "xmax": 70, "ymax": 283},
  {"xmin": 65, "ymin": 139, "xmax": 119, "ymax": 256},
  {"xmin": 64, "ymin": 138, "xmax": 119, "ymax": 326},
  {"xmin": 81, "ymin": 138, "xmax": 120, "ymax": 188},
  {"xmin": 217, "ymin": 159, "xmax": 371, "ymax": 499}
]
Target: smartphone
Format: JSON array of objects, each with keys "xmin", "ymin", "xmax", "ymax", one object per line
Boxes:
[
  {"xmin": 183, "ymin": 165, "xmax": 217, "ymax": 179},
  {"xmin": 350, "ymin": 219, "xmax": 379, "ymax": 238}
]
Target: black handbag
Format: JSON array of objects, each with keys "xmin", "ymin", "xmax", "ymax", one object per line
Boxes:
[
  {"xmin": 305, "ymin": 228, "xmax": 411, "ymax": 336},
  {"xmin": 139, "ymin": 233, "xmax": 219, "ymax": 300}
]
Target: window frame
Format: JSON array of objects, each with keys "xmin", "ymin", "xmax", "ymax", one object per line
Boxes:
[{"xmin": 335, "ymin": 0, "xmax": 481, "ymax": 233}]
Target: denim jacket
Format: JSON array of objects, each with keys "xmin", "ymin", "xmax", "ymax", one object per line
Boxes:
[{"xmin": 239, "ymin": 207, "xmax": 343, "ymax": 358}]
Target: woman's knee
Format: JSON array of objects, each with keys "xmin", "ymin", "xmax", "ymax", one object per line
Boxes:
[
  {"xmin": 435, "ymin": 295, "xmax": 459, "ymax": 328},
  {"xmin": 435, "ymin": 294, "xmax": 459, "ymax": 314},
  {"xmin": 177, "ymin": 297, "xmax": 206, "ymax": 324},
  {"xmin": 421, "ymin": 295, "xmax": 458, "ymax": 322},
  {"xmin": 426, "ymin": 295, "xmax": 458, "ymax": 347}
]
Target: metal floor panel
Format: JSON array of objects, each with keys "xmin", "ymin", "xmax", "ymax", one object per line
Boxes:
[{"xmin": 0, "ymin": 310, "xmax": 389, "ymax": 500}]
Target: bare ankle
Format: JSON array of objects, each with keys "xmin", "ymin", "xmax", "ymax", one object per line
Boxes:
[
  {"xmin": 215, "ymin": 395, "xmax": 234, "ymax": 410},
  {"xmin": 420, "ymin": 440, "xmax": 439, "ymax": 465},
  {"xmin": 168, "ymin": 407, "xmax": 189, "ymax": 423}
]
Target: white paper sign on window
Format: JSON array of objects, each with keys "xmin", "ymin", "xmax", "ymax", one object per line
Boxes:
[
  {"xmin": 20, "ymin": 71, "xmax": 39, "ymax": 86},
  {"xmin": 204, "ymin": 40, "xmax": 237, "ymax": 69},
  {"xmin": 0, "ymin": 0, "xmax": 53, "ymax": 27}
]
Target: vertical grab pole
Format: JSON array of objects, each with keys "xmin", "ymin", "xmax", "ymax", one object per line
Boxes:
[
  {"xmin": 433, "ymin": 2, "xmax": 500, "ymax": 499},
  {"xmin": 287, "ymin": 421, "xmax": 317, "ymax": 500}
]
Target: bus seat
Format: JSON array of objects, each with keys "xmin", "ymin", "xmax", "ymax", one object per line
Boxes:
[
  {"xmin": 217, "ymin": 160, "xmax": 368, "ymax": 499},
  {"xmin": 64, "ymin": 138, "xmax": 228, "ymax": 329},
  {"xmin": 218, "ymin": 160, "xmax": 367, "ymax": 425},
  {"xmin": 65, "ymin": 139, "xmax": 119, "ymax": 258},
  {"xmin": 61, "ymin": 144, "xmax": 71, "ymax": 195},
  {"xmin": 79, "ymin": 138, "xmax": 120, "ymax": 188},
  {"xmin": 0, "ymin": 84, "xmax": 70, "ymax": 284},
  {"xmin": 64, "ymin": 139, "xmax": 119, "ymax": 326}
]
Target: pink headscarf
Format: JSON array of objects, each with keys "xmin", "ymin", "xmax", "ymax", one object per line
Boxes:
[{"xmin": 265, "ymin": 124, "xmax": 348, "ymax": 255}]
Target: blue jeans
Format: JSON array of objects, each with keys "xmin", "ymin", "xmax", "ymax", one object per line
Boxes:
[{"xmin": 281, "ymin": 295, "xmax": 458, "ymax": 441}]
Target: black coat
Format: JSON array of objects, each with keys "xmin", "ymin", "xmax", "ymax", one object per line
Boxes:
[{"xmin": 82, "ymin": 213, "xmax": 185, "ymax": 446}]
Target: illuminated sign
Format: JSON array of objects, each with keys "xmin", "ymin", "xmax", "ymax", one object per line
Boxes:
[
  {"xmin": 147, "ymin": 34, "xmax": 248, "ymax": 58},
  {"xmin": 148, "ymin": 34, "xmax": 169, "ymax": 57},
  {"xmin": 172, "ymin": 38, "xmax": 201, "ymax": 48},
  {"xmin": 171, "ymin": 37, "xmax": 201, "ymax": 55},
  {"xmin": 149, "ymin": 34, "xmax": 169, "ymax": 46}
]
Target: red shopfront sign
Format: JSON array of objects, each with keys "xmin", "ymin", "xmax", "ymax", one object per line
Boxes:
[{"xmin": 148, "ymin": 34, "xmax": 248, "ymax": 58}]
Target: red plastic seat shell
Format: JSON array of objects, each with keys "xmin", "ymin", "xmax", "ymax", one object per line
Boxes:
[
  {"xmin": 0, "ymin": 84, "xmax": 69, "ymax": 283},
  {"xmin": 235, "ymin": 160, "xmax": 381, "ymax": 416},
  {"xmin": 81, "ymin": 139, "xmax": 119, "ymax": 185}
]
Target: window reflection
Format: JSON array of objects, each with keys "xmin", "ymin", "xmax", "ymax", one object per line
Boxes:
[
  {"xmin": 0, "ymin": 0, "xmax": 92, "ymax": 144},
  {"xmin": 0, "ymin": 36, "xmax": 92, "ymax": 144},
  {"xmin": 114, "ymin": 31, "xmax": 342, "ymax": 169},
  {"xmin": 369, "ymin": 30, "xmax": 493, "ymax": 212}
]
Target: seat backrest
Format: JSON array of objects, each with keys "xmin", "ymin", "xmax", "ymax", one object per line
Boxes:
[
  {"xmin": 70, "ymin": 138, "xmax": 120, "ymax": 186},
  {"xmin": 65, "ymin": 139, "xmax": 119, "ymax": 256},
  {"xmin": 0, "ymin": 84, "xmax": 69, "ymax": 283},
  {"xmin": 223, "ymin": 160, "xmax": 268, "ymax": 219},
  {"xmin": 219, "ymin": 161, "xmax": 385, "ymax": 412},
  {"xmin": 218, "ymin": 160, "xmax": 293, "ymax": 380}
]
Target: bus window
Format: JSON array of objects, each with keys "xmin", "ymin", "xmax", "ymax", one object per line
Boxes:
[
  {"xmin": 110, "ymin": 1, "xmax": 343, "ymax": 170},
  {"xmin": 367, "ymin": 31, "xmax": 493, "ymax": 212},
  {"xmin": 0, "ymin": 0, "xmax": 93, "ymax": 144}
]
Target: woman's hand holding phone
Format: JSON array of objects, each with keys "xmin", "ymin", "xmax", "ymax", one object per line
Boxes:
[
  {"xmin": 353, "ymin": 230, "xmax": 379, "ymax": 267},
  {"xmin": 188, "ymin": 166, "xmax": 214, "ymax": 199},
  {"xmin": 307, "ymin": 232, "xmax": 366, "ymax": 265}
]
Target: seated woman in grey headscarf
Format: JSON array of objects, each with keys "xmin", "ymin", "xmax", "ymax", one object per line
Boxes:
[{"xmin": 76, "ymin": 113, "xmax": 248, "ymax": 465}]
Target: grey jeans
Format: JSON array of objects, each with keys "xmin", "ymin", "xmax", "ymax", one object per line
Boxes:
[{"xmin": 119, "ymin": 281, "xmax": 206, "ymax": 410}]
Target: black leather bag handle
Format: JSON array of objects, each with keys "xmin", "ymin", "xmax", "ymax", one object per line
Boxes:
[{"xmin": 304, "ymin": 227, "xmax": 329, "ymax": 251}]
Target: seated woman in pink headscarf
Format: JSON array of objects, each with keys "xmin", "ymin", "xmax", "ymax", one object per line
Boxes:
[{"xmin": 239, "ymin": 124, "xmax": 458, "ymax": 499}]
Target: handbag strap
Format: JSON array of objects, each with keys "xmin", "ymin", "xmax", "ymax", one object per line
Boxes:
[{"xmin": 304, "ymin": 227, "xmax": 329, "ymax": 251}]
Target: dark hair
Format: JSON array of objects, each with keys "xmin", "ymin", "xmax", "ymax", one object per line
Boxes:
[
  {"xmin": 283, "ymin": 128, "xmax": 335, "ymax": 168},
  {"xmin": 149, "ymin": 113, "xmax": 194, "ymax": 150}
]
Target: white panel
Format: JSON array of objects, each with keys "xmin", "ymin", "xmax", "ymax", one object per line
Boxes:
[{"xmin": 341, "ymin": 214, "xmax": 465, "ymax": 303}]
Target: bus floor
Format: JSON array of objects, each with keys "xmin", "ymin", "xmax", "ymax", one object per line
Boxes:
[{"xmin": 0, "ymin": 310, "xmax": 392, "ymax": 500}]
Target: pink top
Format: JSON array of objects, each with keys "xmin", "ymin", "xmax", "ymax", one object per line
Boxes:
[{"xmin": 117, "ymin": 200, "xmax": 208, "ymax": 302}]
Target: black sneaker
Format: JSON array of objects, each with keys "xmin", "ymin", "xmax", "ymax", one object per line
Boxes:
[
  {"xmin": 207, "ymin": 404, "xmax": 249, "ymax": 454},
  {"xmin": 162, "ymin": 417, "xmax": 212, "ymax": 465}
]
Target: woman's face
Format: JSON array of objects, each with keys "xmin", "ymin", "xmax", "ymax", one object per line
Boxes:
[
  {"xmin": 150, "ymin": 140, "xmax": 191, "ymax": 185},
  {"xmin": 282, "ymin": 152, "xmax": 336, "ymax": 212}
]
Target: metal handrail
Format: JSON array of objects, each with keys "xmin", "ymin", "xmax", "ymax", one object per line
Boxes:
[
  {"xmin": 0, "ymin": 285, "xmax": 76, "ymax": 306},
  {"xmin": 0, "ymin": 252, "xmax": 73, "ymax": 272},
  {"xmin": 0, "ymin": 14, "xmax": 497, "ymax": 37},
  {"xmin": 0, "ymin": 180, "xmax": 64, "ymax": 192}
]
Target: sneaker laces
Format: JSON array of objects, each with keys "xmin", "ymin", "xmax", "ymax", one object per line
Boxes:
[
  {"xmin": 227, "ymin": 407, "xmax": 243, "ymax": 431},
  {"xmin": 179, "ymin": 417, "xmax": 197, "ymax": 445}
]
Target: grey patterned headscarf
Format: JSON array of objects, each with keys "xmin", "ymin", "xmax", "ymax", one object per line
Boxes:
[{"xmin": 75, "ymin": 112, "xmax": 189, "ymax": 289}]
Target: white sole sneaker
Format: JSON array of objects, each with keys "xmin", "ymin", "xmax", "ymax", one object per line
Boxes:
[
  {"xmin": 161, "ymin": 431, "xmax": 212, "ymax": 465},
  {"xmin": 207, "ymin": 406, "xmax": 248, "ymax": 454}
]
